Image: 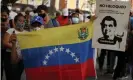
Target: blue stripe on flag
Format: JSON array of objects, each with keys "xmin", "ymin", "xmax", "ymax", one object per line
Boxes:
[{"xmin": 21, "ymin": 40, "xmax": 94, "ymax": 68}]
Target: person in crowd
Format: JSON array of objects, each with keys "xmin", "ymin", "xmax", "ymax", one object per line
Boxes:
[
  {"xmin": 98, "ymin": 49, "xmax": 116, "ymax": 75},
  {"xmin": 37, "ymin": 5, "xmax": 59, "ymax": 27},
  {"xmin": 33, "ymin": 9, "xmax": 38, "ymax": 16},
  {"xmin": 112, "ymin": 51, "xmax": 127, "ymax": 80},
  {"xmin": 128, "ymin": 11, "xmax": 133, "ymax": 80},
  {"xmin": 30, "ymin": 16, "xmax": 44, "ymax": 30},
  {"xmin": 25, "ymin": 9, "xmax": 32, "ymax": 28},
  {"xmin": 75, "ymin": 8, "xmax": 84, "ymax": 22},
  {"xmin": 1, "ymin": 5, "xmax": 10, "ymax": 80},
  {"xmin": 55, "ymin": 11, "xmax": 62, "ymax": 19},
  {"xmin": 56, "ymin": 8, "xmax": 72, "ymax": 26},
  {"xmin": 113, "ymin": 12, "xmax": 133, "ymax": 80},
  {"xmin": 10, "ymin": 16, "xmax": 44, "ymax": 64},
  {"xmin": 84, "ymin": 13, "xmax": 91, "ymax": 22},
  {"xmin": 71, "ymin": 12, "xmax": 80, "ymax": 24},
  {"xmin": 112, "ymin": 13, "xmax": 133, "ymax": 80},
  {"xmin": 8, "ymin": 6, "xmax": 17, "ymax": 28},
  {"xmin": 3, "ymin": 13, "xmax": 27, "ymax": 80}
]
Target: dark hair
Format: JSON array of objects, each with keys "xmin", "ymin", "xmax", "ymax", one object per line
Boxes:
[
  {"xmin": 56, "ymin": 12, "xmax": 60, "ymax": 17},
  {"xmin": 1, "ymin": 5, "xmax": 10, "ymax": 15},
  {"xmin": 101, "ymin": 16, "xmax": 117, "ymax": 27},
  {"xmin": 33, "ymin": 9, "xmax": 37, "ymax": 13},
  {"xmin": 87, "ymin": 16, "xmax": 91, "ymax": 19},
  {"xmin": 37, "ymin": 5, "xmax": 48, "ymax": 13},
  {"xmin": 14, "ymin": 13, "xmax": 25, "ymax": 23},
  {"xmin": 71, "ymin": 13, "xmax": 76, "ymax": 16},
  {"xmin": 75, "ymin": 9, "xmax": 80, "ymax": 13},
  {"xmin": 130, "ymin": 12, "xmax": 132, "ymax": 16},
  {"xmin": 71, "ymin": 13, "xmax": 79, "ymax": 17}
]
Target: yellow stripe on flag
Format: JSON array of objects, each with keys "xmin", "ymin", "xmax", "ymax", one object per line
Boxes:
[{"xmin": 17, "ymin": 22, "xmax": 93, "ymax": 50}]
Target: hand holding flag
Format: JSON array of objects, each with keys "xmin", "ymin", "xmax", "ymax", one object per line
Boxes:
[{"xmin": 10, "ymin": 31, "xmax": 17, "ymax": 45}]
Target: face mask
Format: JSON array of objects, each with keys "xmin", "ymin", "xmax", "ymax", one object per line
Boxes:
[
  {"xmin": 38, "ymin": 14, "xmax": 46, "ymax": 18},
  {"xmin": 8, "ymin": 6, "xmax": 12, "ymax": 10},
  {"xmin": 72, "ymin": 17, "xmax": 79, "ymax": 24},
  {"xmin": 16, "ymin": 22, "xmax": 25, "ymax": 30},
  {"xmin": 1, "ymin": 18, "xmax": 8, "ymax": 22},
  {"xmin": 32, "ymin": 27, "xmax": 41, "ymax": 31}
]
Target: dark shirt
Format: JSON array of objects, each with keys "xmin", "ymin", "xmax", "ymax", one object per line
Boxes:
[
  {"xmin": 98, "ymin": 36, "xmax": 122, "ymax": 45},
  {"xmin": 1, "ymin": 22, "xmax": 10, "ymax": 49}
]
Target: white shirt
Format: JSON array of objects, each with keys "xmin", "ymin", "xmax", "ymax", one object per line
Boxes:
[
  {"xmin": 6, "ymin": 28, "xmax": 27, "ymax": 59},
  {"xmin": 79, "ymin": 14, "xmax": 84, "ymax": 22},
  {"xmin": 9, "ymin": 11, "xmax": 17, "ymax": 20}
]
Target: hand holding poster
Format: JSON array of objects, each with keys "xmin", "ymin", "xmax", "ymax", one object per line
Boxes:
[{"xmin": 92, "ymin": 0, "xmax": 130, "ymax": 51}]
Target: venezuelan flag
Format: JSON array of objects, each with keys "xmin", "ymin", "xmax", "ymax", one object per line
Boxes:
[{"xmin": 17, "ymin": 22, "xmax": 96, "ymax": 80}]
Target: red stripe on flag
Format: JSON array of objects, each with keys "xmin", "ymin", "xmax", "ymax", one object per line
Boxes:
[{"xmin": 25, "ymin": 59, "xmax": 96, "ymax": 80}]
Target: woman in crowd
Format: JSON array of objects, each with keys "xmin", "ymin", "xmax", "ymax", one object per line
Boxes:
[
  {"xmin": 1, "ymin": 5, "xmax": 10, "ymax": 80},
  {"xmin": 3, "ymin": 13, "xmax": 26, "ymax": 80},
  {"xmin": 37, "ymin": 5, "xmax": 60, "ymax": 27},
  {"xmin": 71, "ymin": 12, "xmax": 80, "ymax": 24},
  {"xmin": 10, "ymin": 16, "xmax": 44, "ymax": 64},
  {"xmin": 56, "ymin": 8, "xmax": 72, "ymax": 26}
]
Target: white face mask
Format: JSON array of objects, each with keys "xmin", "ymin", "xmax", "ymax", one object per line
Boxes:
[
  {"xmin": 72, "ymin": 17, "xmax": 79, "ymax": 24},
  {"xmin": 8, "ymin": 6, "xmax": 12, "ymax": 10},
  {"xmin": 33, "ymin": 27, "xmax": 41, "ymax": 31}
]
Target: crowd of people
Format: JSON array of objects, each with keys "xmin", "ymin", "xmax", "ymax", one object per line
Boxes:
[
  {"xmin": 1, "ymin": 4, "xmax": 133, "ymax": 80},
  {"xmin": 1, "ymin": 4, "xmax": 92, "ymax": 80}
]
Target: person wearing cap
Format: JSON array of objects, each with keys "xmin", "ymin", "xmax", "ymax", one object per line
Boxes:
[
  {"xmin": 37, "ymin": 5, "xmax": 60, "ymax": 28},
  {"xmin": 56, "ymin": 8, "xmax": 72, "ymax": 26},
  {"xmin": 30, "ymin": 16, "xmax": 44, "ymax": 31}
]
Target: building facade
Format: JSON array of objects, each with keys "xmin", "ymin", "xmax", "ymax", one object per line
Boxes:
[
  {"xmin": 15, "ymin": 0, "xmax": 133, "ymax": 12},
  {"xmin": 132, "ymin": 0, "xmax": 133, "ymax": 9},
  {"xmin": 15, "ymin": 0, "xmax": 93, "ymax": 11}
]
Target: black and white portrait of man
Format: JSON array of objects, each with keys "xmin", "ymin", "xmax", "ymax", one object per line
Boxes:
[{"xmin": 98, "ymin": 16, "xmax": 124, "ymax": 46}]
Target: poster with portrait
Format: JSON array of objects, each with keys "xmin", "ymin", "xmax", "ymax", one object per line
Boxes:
[{"xmin": 92, "ymin": 0, "xmax": 131, "ymax": 51}]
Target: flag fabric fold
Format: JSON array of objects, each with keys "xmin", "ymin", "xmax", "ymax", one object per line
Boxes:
[{"xmin": 17, "ymin": 22, "xmax": 96, "ymax": 80}]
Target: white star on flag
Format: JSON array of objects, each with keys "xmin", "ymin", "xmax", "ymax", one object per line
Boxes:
[
  {"xmin": 54, "ymin": 47, "xmax": 58, "ymax": 52},
  {"xmin": 43, "ymin": 60, "xmax": 47, "ymax": 65},
  {"xmin": 45, "ymin": 55, "xmax": 50, "ymax": 60},
  {"xmin": 49, "ymin": 50, "xmax": 53, "ymax": 55},
  {"xmin": 60, "ymin": 47, "xmax": 64, "ymax": 52},
  {"xmin": 66, "ymin": 48, "xmax": 70, "ymax": 54},
  {"xmin": 70, "ymin": 52, "xmax": 75, "ymax": 58},
  {"xmin": 74, "ymin": 57, "xmax": 79, "ymax": 63}
]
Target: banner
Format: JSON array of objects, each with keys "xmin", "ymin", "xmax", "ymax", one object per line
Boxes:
[
  {"xmin": 92, "ymin": 0, "xmax": 130, "ymax": 51},
  {"xmin": 17, "ymin": 22, "xmax": 96, "ymax": 80}
]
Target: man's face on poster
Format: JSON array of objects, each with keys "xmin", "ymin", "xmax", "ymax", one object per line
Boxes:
[{"xmin": 102, "ymin": 20, "xmax": 116, "ymax": 40}]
